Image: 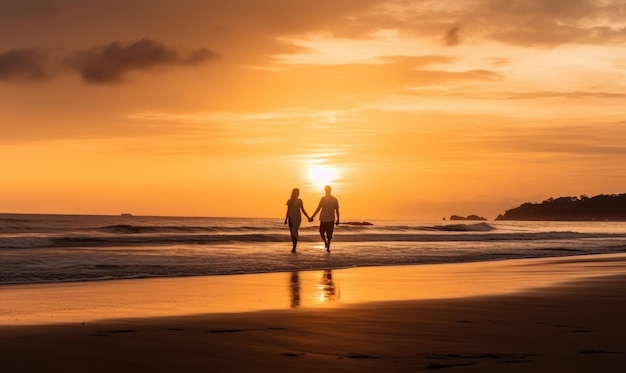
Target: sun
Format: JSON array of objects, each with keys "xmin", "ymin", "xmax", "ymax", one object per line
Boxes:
[{"xmin": 307, "ymin": 164, "xmax": 339, "ymax": 190}]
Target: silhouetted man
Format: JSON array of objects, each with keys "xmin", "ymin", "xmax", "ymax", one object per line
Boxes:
[{"xmin": 310, "ymin": 185, "xmax": 340, "ymax": 253}]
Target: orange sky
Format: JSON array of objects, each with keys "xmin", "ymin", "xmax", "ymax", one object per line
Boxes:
[{"xmin": 1, "ymin": 0, "xmax": 626, "ymax": 220}]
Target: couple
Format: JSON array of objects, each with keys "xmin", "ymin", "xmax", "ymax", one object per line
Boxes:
[{"xmin": 284, "ymin": 185, "xmax": 340, "ymax": 254}]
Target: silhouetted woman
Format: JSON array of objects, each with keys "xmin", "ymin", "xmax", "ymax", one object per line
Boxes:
[{"xmin": 284, "ymin": 188, "xmax": 311, "ymax": 253}]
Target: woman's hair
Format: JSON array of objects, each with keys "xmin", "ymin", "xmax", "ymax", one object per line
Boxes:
[{"xmin": 287, "ymin": 188, "xmax": 299, "ymax": 207}]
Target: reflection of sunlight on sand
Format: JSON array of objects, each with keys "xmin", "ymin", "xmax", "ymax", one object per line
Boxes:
[
  {"xmin": 316, "ymin": 270, "xmax": 339, "ymax": 303},
  {"xmin": 313, "ymin": 243, "xmax": 328, "ymax": 251}
]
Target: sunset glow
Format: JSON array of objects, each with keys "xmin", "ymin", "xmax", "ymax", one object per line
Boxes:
[
  {"xmin": 2, "ymin": 1, "xmax": 626, "ymax": 220},
  {"xmin": 307, "ymin": 164, "xmax": 341, "ymax": 190}
]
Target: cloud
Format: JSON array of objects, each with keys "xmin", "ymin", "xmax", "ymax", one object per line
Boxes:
[
  {"xmin": 1, "ymin": 38, "xmax": 220, "ymax": 84},
  {"xmin": 441, "ymin": 90, "xmax": 626, "ymax": 100},
  {"xmin": 486, "ymin": 57, "xmax": 509, "ymax": 67},
  {"xmin": 27, "ymin": 1, "xmax": 59, "ymax": 17},
  {"xmin": 474, "ymin": 0, "xmax": 626, "ymax": 46},
  {"xmin": 0, "ymin": 0, "xmax": 59, "ymax": 19},
  {"xmin": 443, "ymin": 24, "xmax": 462, "ymax": 46},
  {"xmin": 242, "ymin": 56, "xmax": 502, "ymax": 110},
  {"xmin": 378, "ymin": 55, "xmax": 454, "ymax": 66},
  {"xmin": 66, "ymin": 38, "xmax": 220, "ymax": 83},
  {"xmin": 0, "ymin": 48, "xmax": 49, "ymax": 82},
  {"xmin": 364, "ymin": 0, "xmax": 626, "ymax": 47},
  {"xmin": 504, "ymin": 91, "xmax": 626, "ymax": 100},
  {"xmin": 485, "ymin": 123, "xmax": 626, "ymax": 157}
]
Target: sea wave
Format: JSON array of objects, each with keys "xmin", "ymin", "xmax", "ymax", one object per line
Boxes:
[
  {"xmin": 98, "ymin": 224, "xmax": 271, "ymax": 234},
  {"xmin": 0, "ymin": 221, "xmax": 554, "ymax": 236},
  {"xmin": 3, "ymin": 216, "xmax": 626, "ymax": 285},
  {"xmin": 432, "ymin": 222, "xmax": 494, "ymax": 232},
  {"xmin": 2, "ymin": 231, "xmax": 626, "ymax": 249},
  {"xmin": 0, "ymin": 237, "xmax": 57, "ymax": 248},
  {"xmin": 97, "ymin": 222, "xmax": 496, "ymax": 234},
  {"xmin": 358, "ymin": 222, "xmax": 496, "ymax": 232}
]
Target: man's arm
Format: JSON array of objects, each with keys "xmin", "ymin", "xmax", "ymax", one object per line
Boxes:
[
  {"xmin": 311, "ymin": 200, "xmax": 322, "ymax": 220},
  {"xmin": 335, "ymin": 206, "xmax": 340, "ymax": 226}
]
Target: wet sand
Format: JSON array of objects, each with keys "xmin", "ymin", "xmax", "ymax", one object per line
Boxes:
[{"xmin": 1, "ymin": 254, "xmax": 626, "ymax": 372}]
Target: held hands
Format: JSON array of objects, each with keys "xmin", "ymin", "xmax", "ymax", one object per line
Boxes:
[{"xmin": 308, "ymin": 217, "xmax": 314, "ymax": 222}]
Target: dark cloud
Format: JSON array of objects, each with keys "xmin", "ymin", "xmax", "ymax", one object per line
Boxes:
[
  {"xmin": 0, "ymin": 48, "xmax": 49, "ymax": 82},
  {"xmin": 443, "ymin": 24, "xmax": 462, "ymax": 46},
  {"xmin": 66, "ymin": 38, "xmax": 220, "ymax": 83}
]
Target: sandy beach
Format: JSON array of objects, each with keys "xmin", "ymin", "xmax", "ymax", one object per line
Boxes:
[{"xmin": 2, "ymin": 254, "xmax": 626, "ymax": 372}]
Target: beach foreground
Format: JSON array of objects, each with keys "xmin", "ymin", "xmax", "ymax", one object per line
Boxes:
[{"xmin": 2, "ymin": 254, "xmax": 626, "ymax": 372}]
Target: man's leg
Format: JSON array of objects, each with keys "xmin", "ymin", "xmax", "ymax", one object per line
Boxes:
[
  {"xmin": 326, "ymin": 224, "xmax": 334, "ymax": 253},
  {"xmin": 320, "ymin": 232, "xmax": 328, "ymax": 248},
  {"xmin": 319, "ymin": 224, "xmax": 328, "ymax": 248}
]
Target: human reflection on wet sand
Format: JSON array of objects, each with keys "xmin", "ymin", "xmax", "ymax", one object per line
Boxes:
[
  {"xmin": 289, "ymin": 272, "xmax": 300, "ymax": 308},
  {"xmin": 317, "ymin": 269, "xmax": 338, "ymax": 303},
  {"xmin": 289, "ymin": 269, "xmax": 339, "ymax": 308}
]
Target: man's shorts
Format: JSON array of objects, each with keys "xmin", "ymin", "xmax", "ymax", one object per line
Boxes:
[{"xmin": 319, "ymin": 222, "xmax": 335, "ymax": 239}]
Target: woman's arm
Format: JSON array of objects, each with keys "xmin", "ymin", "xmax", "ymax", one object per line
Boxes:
[{"xmin": 300, "ymin": 203, "xmax": 311, "ymax": 221}]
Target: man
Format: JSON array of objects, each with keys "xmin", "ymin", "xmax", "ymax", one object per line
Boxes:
[{"xmin": 310, "ymin": 185, "xmax": 340, "ymax": 253}]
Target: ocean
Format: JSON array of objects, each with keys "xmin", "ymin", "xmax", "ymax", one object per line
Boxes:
[{"xmin": 1, "ymin": 213, "xmax": 626, "ymax": 285}]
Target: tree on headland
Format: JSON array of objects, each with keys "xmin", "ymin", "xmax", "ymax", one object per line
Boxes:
[{"xmin": 496, "ymin": 193, "xmax": 626, "ymax": 221}]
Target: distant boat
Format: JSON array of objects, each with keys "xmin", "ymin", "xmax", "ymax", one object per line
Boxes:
[{"xmin": 120, "ymin": 213, "xmax": 132, "ymax": 217}]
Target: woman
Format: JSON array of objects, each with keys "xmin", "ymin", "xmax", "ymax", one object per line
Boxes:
[{"xmin": 284, "ymin": 188, "xmax": 311, "ymax": 253}]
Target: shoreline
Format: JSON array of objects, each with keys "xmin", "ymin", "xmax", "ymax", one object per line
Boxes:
[
  {"xmin": 1, "ymin": 253, "xmax": 625, "ymax": 372},
  {"xmin": 2, "ymin": 253, "xmax": 626, "ymax": 326},
  {"xmin": 0, "ymin": 249, "xmax": 621, "ymax": 287}
]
